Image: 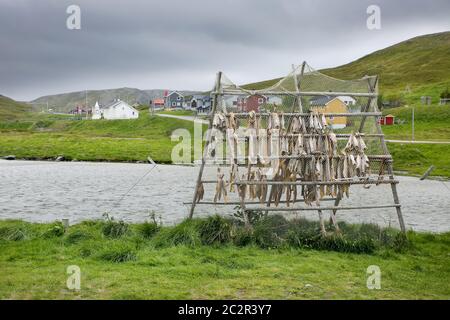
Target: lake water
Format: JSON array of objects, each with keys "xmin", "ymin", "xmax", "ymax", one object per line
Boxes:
[{"xmin": 0, "ymin": 160, "xmax": 449, "ymax": 232}]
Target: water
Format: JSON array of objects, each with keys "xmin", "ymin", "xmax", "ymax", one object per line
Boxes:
[{"xmin": 0, "ymin": 160, "xmax": 449, "ymax": 232}]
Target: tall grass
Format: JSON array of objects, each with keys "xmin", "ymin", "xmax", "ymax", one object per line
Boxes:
[{"xmin": 0, "ymin": 215, "xmax": 411, "ymax": 257}]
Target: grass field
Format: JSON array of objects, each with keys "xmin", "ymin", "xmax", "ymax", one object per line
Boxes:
[
  {"xmin": 0, "ymin": 217, "xmax": 449, "ymax": 300},
  {"xmin": 0, "ymin": 109, "xmax": 204, "ymax": 163}
]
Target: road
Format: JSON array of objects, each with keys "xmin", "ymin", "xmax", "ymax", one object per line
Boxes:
[{"xmin": 156, "ymin": 113, "xmax": 209, "ymax": 124}]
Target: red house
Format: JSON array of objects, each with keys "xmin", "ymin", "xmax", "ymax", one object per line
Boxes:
[
  {"xmin": 236, "ymin": 94, "xmax": 267, "ymax": 112},
  {"xmin": 379, "ymin": 114, "xmax": 395, "ymax": 125}
]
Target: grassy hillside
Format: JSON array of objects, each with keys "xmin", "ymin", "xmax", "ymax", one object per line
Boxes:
[
  {"xmin": 0, "ymin": 95, "xmax": 32, "ymax": 121},
  {"xmin": 245, "ymin": 32, "xmax": 450, "ymax": 105},
  {"xmin": 0, "ymin": 218, "xmax": 449, "ymax": 299}
]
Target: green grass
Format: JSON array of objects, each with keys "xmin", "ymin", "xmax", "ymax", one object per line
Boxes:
[
  {"xmin": 0, "ymin": 109, "xmax": 205, "ymax": 163},
  {"xmin": 0, "ymin": 218, "xmax": 449, "ymax": 299},
  {"xmin": 382, "ymin": 105, "xmax": 450, "ymax": 140},
  {"xmin": 388, "ymin": 143, "xmax": 450, "ymax": 177}
]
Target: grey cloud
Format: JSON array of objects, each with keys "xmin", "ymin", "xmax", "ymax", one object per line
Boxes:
[{"xmin": 0, "ymin": 0, "xmax": 449, "ymax": 100}]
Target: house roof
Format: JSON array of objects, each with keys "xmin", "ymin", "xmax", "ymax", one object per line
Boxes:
[
  {"xmin": 384, "ymin": 114, "xmax": 395, "ymax": 118},
  {"xmin": 310, "ymin": 96, "xmax": 349, "ymax": 106},
  {"xmin": 310, "ymin": 96, "xmax": 334, "ymax": 106},
  {"xmin": 100, "ymin": 99, "xmax": 139, "ymax": 112},
  {"xmin": 167, "ymin": 91, "xmax": 184, "ymax": 98},
  {"xmin": 153, "ymin": 98, "xmax": 164, "ymax": 104}
]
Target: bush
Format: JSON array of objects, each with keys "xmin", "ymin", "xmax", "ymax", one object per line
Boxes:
[
  {"xmin": 152, "ymin": 219, "xmax": 201, "ymax": 247},
  {"xmin": 198, "ymin": 215, "xmax": 232, "ymax": 245},
  {"xmin": 232, "ymin": 227, "xmax": 253, "ymax": 247},
  {"xmin": 286, "ymin": 218, "xmax": 321, "ymax": 248},
  {"xmin": 136, "ymin": 222, "xmax": 160, "ymax": 239},
  {"xmin": 392, "ymin": 232, "xmax": 411, "ymax": 252},
  {"xmin": 101, "ymin": 218, "xmax": 129, "ymax": 238},
  {"xmin": 253, "ymin": 215, "xmax": 288, "ymax": 249},
  {"xmin": 42, "ymin": 222, "xmax": 65, "ymax": 239}
]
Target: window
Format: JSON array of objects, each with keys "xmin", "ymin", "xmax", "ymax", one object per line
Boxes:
[
  {"xmin": 177, "ymin": 96, "xmax": 181, "ymax": 100},
  {"xmin": 258, "ymin": 98, "xmax": 264, "ymax": 104},
  {"xmin": 172, "ymin": 102, "xmax": 176, "ymax": 106}
]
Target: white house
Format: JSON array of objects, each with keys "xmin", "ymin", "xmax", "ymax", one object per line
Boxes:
[{"xmin": 92, "ymin": 100, "xmax": 139, "ymax": 120}]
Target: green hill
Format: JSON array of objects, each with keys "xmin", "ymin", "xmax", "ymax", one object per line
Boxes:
[
  {"xmin": 245, "ymin": 32, "xmax": 450, "ymax": 105},
  {"xmin": 0, "ymin": 95, "xmax": 32, "ymax": 121},
  {"xmin": 31, "ymin": 88, "xmax": 201, "ymax": 113}
]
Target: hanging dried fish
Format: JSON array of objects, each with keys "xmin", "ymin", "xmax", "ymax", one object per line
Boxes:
[
  {"xmin": 214, "ymin": 168, "xmax": 228, "ymax": 203},
  {"xmin": 194, "ymin": 182, "xmax": 204, "ymax": 204}
]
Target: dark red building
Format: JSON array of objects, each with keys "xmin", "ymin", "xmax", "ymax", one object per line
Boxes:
[{"xmin": 236, "ymin": 94, "xmax": 267, "ymax": 112}]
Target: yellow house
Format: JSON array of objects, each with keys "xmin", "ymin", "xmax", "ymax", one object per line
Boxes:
[{"xmin": 310, "ymin": 96, "xmax": 349, "ymax": 129}]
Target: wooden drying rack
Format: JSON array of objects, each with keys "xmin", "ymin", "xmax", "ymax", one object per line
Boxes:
[{"xmin": 187, "ymin": 63, "xmax": 406, "ymax": 232}]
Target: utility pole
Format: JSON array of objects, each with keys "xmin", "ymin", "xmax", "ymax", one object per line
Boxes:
[
  {"xmin": 85, "ymin": 90, "xmax": 88, "ymax": 120},
  {"xmin": 412, "ymin": 106, "xmax": 415, "ymax": 141}
]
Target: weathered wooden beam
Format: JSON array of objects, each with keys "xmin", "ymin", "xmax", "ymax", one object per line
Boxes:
[
  {"xmin": 201, "ymin": 179, "xmax": 398, "ymax": 185},
  {"xmin": 215, "ymin": 90, "xmax": 377, "ymax": 97},
  {"xmin": 244, "ymin": 204, "xmax": 401, "ymax": 212},
  {"xmin": 226, "ymin": 112, "xmax": 381, "ymax": 117}
]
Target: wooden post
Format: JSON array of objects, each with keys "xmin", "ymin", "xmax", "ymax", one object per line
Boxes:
[
  {"xmin": 358, "ymin": 76, "xmax": 377, "ymax": 132},
  {"xmin": 293, "ymin": 62, "xmax": 306, "ymax": 113},
  {"xmin": 189, "ymin": 71, "xmax": 222, "ymax": 219},
  {"xmin": 371, "ymin": 79, "xmax": 406, "ymax": 233}
]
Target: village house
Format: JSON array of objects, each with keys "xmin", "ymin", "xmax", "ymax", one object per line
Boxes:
[
  {"xmin": 309, "ymin": 96, "xmax": 349, "ymax": 129},
  {"xmin": 190, "ymin": 95, "xmax": 212, "ymax": 114},
  {"xmin": 236, "ymin": 94, "xmax": 268, "ymax": 112},
  {"xmin": 165, "ymin": 91, "xmax": 184, "ymax": 109},
  {"xmin": 91, "ymin": 99, "xmax": 139, "ymax": 120},
  {"xmin": 150, "ymin": 98, "xmax": 165, "ymax": 111}
]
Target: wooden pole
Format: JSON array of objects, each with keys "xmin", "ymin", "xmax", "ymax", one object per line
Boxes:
[
  {"xmin": 371, "ymin": 79, "xmax": 406, "ymax": 232},
  {"xmin": 188, "ymin": 71, "xmax": 222, "ymax": 219}
]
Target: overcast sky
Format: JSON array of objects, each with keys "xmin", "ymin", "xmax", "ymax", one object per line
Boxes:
[{"xmin": 1, "ymin": 0, "xmax": 449, "ymax": 101}]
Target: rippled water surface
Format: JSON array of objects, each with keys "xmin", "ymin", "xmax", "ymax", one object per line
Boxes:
[{"xmin": 1, "ymin": 160, "xmax": 449, "ymax": 232}]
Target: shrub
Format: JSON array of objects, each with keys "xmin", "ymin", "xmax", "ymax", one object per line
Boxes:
[
  {"xmin": 198, "ymin": 215, "xmax": 232, "ymax": 245},
  {"xmin": 232, "ymin": 207, "xmax": 264, "ymax": 226},
  {"xmin": 136, "ymin": 222, "xmax": 160, "ymax": 239},
  {"xmin": 101, "ymin": 216, "xmax": 129, "ymax": 238},
  {"xmin": 42, "ymin": 222, "xmax": 65, "ymax": 239},
  {"xmin": 232, "ymin": 226, "xmax": 253, "ymax": 247},
  {"xmin": 152, "ymin": 219, "xmax": 201, "ymax": 247},
  {"xmin": 391, "ymin": 232, "xmax": 411, "ymax": 252},
  {"xmin": 286, "ymin": 218, "xmax": 321, "ymax": 249},
  {"xmin": 253, "ymin": 215, "xmax": 288, "ymax": 249}
]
